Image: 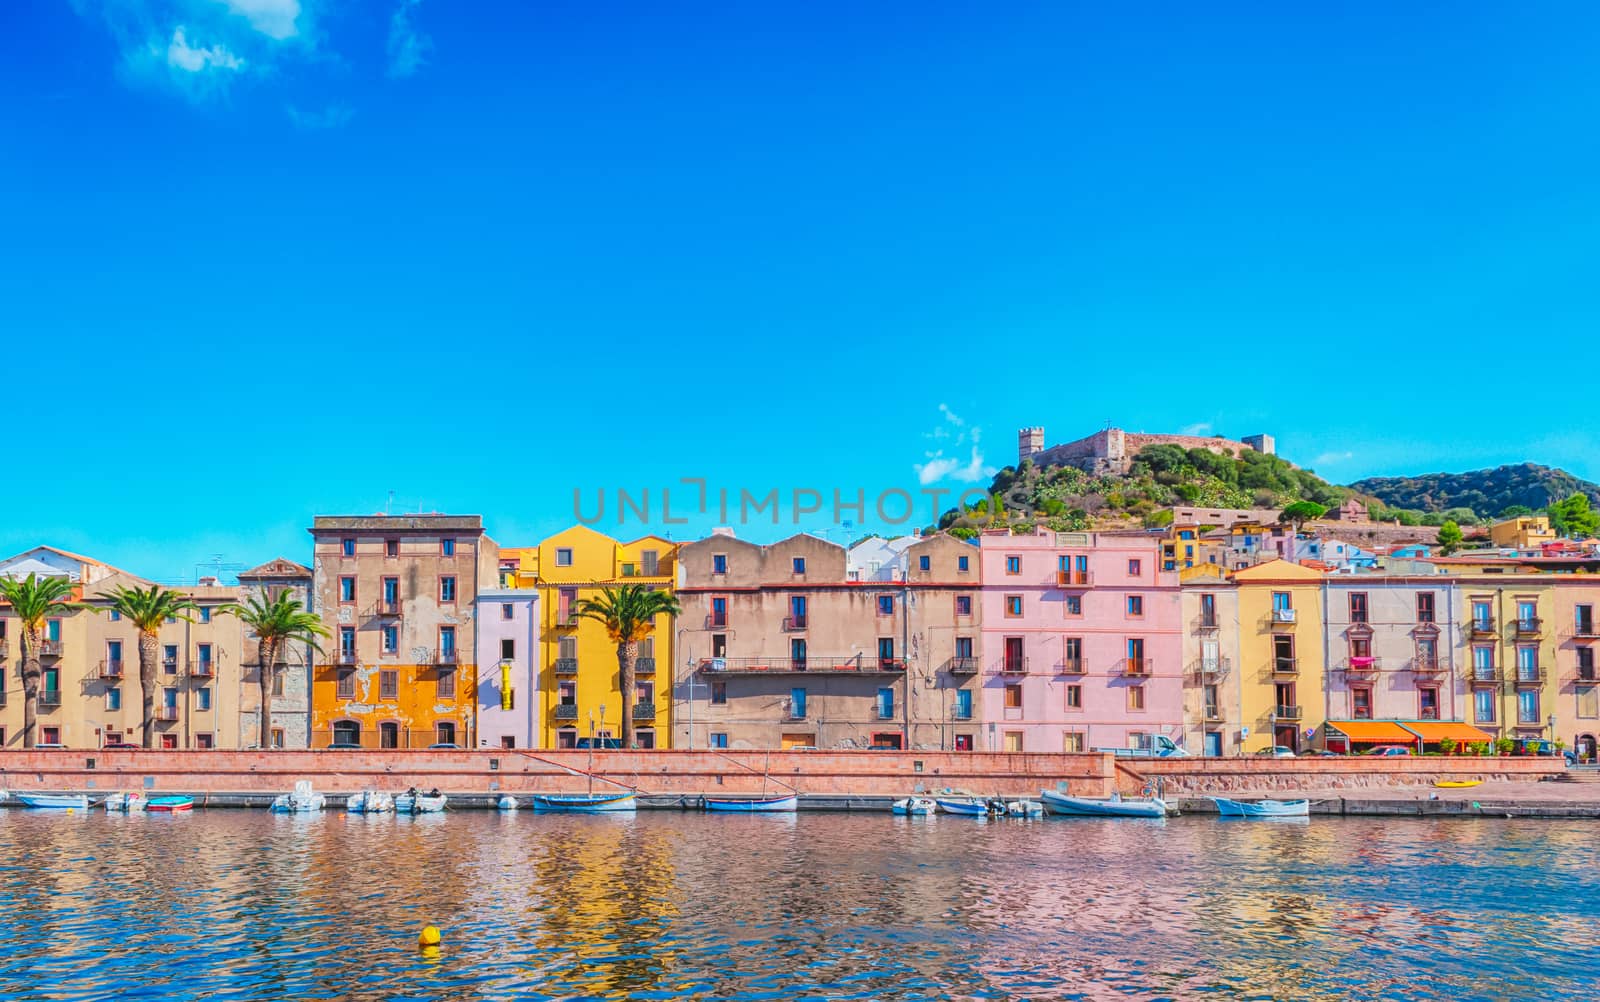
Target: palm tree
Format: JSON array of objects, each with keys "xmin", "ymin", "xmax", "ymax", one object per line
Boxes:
[
  {"xmin": 0, "ymin": 573, "xmax": 88, "ymax": 748},
  {"xmin": 103, "ymin": 585, "xmax": 199, "ymax": 749},
  {"xmin": 574, "ymin": 583, "xmax": 681, "ymax": 749},
  {"xmin": 219, "ymin": 590, "xmax": 327, "ymax": 749}
]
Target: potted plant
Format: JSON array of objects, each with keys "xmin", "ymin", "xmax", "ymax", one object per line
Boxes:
[
  {"xmin": 1439, "ymin": 738, "xmax": 1457, "ymax": 756},
  {"xmin": 1494, "ymin": 737, "xmax": 1515, "ymax": 757}
]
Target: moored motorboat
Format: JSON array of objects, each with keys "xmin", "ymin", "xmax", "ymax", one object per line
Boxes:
[
  {"xmin": 395, "ymin": 789, "xmax": 448, "ymax": 814},
  {"xmin": 529, "ymin": 792, "xmax": 637, "ymax": 813},
  {"xmin": 497, "ymin": 795, "xmax": 520, "ymax": 811},
  {"xmin": 1210, "ymin": 796, "xmax": 1309, "ymax": 819},
  {"xmin": 17, "ymin": 793, "xmax": 92, "ymax": 811},
  {"xmin": 936, "ymin": 797, "xmax": 998, "ymax": 817},
  {"xmin": 271, "ymin": 781, "xmax": 326, "ymax": 813},
  {"xmin": 1040, "ymin": 789, "xmax": 1167, "ymax": 819},
  {"xmin": 892, "ymin": 797, "xmax": 936, "ymax": 816},
  {"xmin": 346, "ymin": 790, "xmax": 394, "ymax": 814},
  {"xmin": 703, "ymin": 793, "xmax": 798, "ymax": 813},
  {"xmin": 147, "ymin": 796, "xmax": 194, "ymax": 813},
  {"xmin": 104, "ymin": 792, "xmax": 147, "ymax": 813},
  {"xmin": 1006, "ymin": 799, "xmax": 1044, "ymax": 817}
]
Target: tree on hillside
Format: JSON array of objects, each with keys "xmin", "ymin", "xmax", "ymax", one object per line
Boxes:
[
  {"xmin": 1549, "ymin": 493, "xmax": 1600, "ymax": 539},
  {"xmin": 0, "ymin": 574, "xmax": 90, "ymax": 748},
  {"xmin": 1498, "ymin": 505, "xmax": 1535, "ymax": 519},
  {"xmin": 575, "ymin": 584, "xmax": 681, "ymax": 749},
  {"xmin": 1279, "ymin": 501, "xmax": 1327, "ymax": 531},
  {"xmin": 1438, "ymin": 520, "xmax": 1464, "ymax": 556}
]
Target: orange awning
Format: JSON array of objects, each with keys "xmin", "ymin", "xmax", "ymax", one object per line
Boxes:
[
  {"xmin": 1401, "ymin": 721, "xmax": 1494, "ymax": 744},
  {"xmin": 1325, "ymin": 720, "xmax": 1414, "ymax": 743}
]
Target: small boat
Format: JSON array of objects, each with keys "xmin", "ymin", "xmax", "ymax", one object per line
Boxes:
[
  {"xmin": 703, "ymin": 793, "xmax": 798, "ymax": 813},
  {"xmin": 346, "ymin": 790, "xmax": 394, "ymax": 814},
  {"xmin": 17, "ymin": 793, "xmax": 92, "ymax": 811},
  {"xmin": 892, "ymin": 797, "xmax": 936, "ymax": 816},
  {"xmin": 104, "ymin": 792, "xmax": 147, "ymax": 813},
  {"xmin": 395, "ymin": 790, "xmax": 448, "ymax": 814},
  {"xmin": 496, "ymin": 795, "xmax": 520, "ymax": 811},
  {"xmin": 1040, "ymin": 789, "xmax": 1167, "ymax": 819},
  {"xmin": 147, "ymin": 796, "xmax": 194, "ymax": 813},
  {"xmin": 1210, "ymin": 796, "xmax": 1309, "ymax": 819},
  {"xmin": 936, "ymin": 797, "xmax": 999, "ymax": 817},
  {"xmin": 1434, "ymin": 780, "xmax": 1482, "ymax": 789},
  {"xmin": 271, "ymin": 781, "xmax": 326, "ymax": 813},
  {"xmin": 529, "ymin": 792, "xmax": 637, "ymax": 813},
  {"xmin": 1006, "ymin": 799, "xmax": 1044, "ymax": 817}
]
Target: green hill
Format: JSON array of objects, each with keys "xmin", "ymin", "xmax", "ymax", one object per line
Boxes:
[{"xmin": 1351, "ymin": 463, "xmax": 1600, "ymax": 524}]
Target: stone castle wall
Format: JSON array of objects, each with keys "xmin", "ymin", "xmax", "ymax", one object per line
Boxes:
[{"xmin": 1024, "ymin": 427, "xmax": 1262, "ymax": 475}]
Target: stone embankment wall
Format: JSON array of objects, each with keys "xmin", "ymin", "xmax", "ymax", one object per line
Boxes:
[{"xmin": 1121, "ymin": 756, "xmax": 1563, "ymax": 795}]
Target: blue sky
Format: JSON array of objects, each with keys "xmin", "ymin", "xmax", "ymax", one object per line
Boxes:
[{"xmin": 3, "ymin": 2, "xmax": 1599, "ymax": 581}]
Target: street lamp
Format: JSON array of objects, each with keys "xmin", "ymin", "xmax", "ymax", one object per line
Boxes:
[{"xmin": 1548, "ymin": 713, "xmax": 1558, "ymax": 748}]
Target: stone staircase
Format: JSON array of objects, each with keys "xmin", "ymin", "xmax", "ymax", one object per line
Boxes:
[{"xmin": 1559, "ymin": 766, "xmax": 1600, "ymax": 783}]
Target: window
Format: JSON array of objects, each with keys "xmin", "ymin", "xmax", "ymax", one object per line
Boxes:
[
  {"xmin": 439, "ymin": 576, "xmax": 457, "ymax": 602},
  {"xmin": 438, "ymin": 668, "xmax": 456, "ymax": 700},
  {"xmin": 712, "ymin": 553, "xmax": 728, "ymax": 575},
  {"xmin": 877, "ymin": 595, "xmax": 894, "ymax": 616},
  {"xmin": 341, "ymin": 538, "xmax": 356, "ymax": 557},
  {"xmin": 385, "ymin": 539, "xmax": 399, "ymax": 558},
  {"xmin": 1004, "ymin": 684, "xmax": 1022, "ymax": 708},
  {"xmin": 1005, "ymin": 555, "xmax": 1021, "ymax": 575},
  {"xmin": 1472, "ymin": 600, "xmax": 1492, "ymax": 629},
  {"xmin": 502, "ymin": 603, "xmax": 513, "ymax": 620},
  {"xmin": 1517, "ymin": 689, "xmax": 1540, "ymax": 725},
  {"xmin": 1127, "ymin": 559, "xmax": 1141, "ymax": 577},
  {"xmin": 1065, "ymin": 595, "xmax": 1082, "ymax": 616},
  {"xmin": 1126, "ymin": 595, "xmax": 1144, "ymax": 617},
  {"xmin": 958, "ymin": 555, "xmax": 969, "ymax": 572},
  {"xmin": 1418, "ymin": 686, "xmax": 1440, "ymax": 720},
  {"xmin": 1063, "ymin": 732, "xmax": 1085, "ymax": 753},
  {"xmin": 1349, "ymin": 593, "xmax": 1368, "ymax": 624},
  {"xmin": 437, "ymin": 722, "xmax": 457, "ymax": 745},
  {"xmin": 1203, "ymin": 684, "xmax": 1219, "ymax": 719},
  {"xmin": 790, "ymin": 688, "xmax": 807, "ymax": 718},
  {"xmin": 107, "ymin": 639, "xmax": 123, "ymax": 666},
  {"xmin": 1351, "ymin": 686, "xmax": 1372, "ymax": 719},
  {"xmin": 47, "ymin": 619, "xmax": 61, "ymax": 641},
  {"xmin": 441, "ymin": 538, "xmax": 456, "ymax": 556},
  {"xmin": 636, "ymin": 679, "xmax": 655, "ymax": 705},
  {"xmin": 1272, "ymin": 592, "xmax": 1291, "ymax": 613},
  {"xmin": 500, "ymin": 638, "xmax": 515, "ymax": 661},
  {"xmin": 1063, "ymin": 637, "xmax": 1083, "ymax": 672},
  {"xmin": 1003, "ymin": 732, "xmax": 1023, "ymax": 752},
  {"xmin": 558, "ymin": 681, "xmax": 576, "ymax": 705},
  {"xmin": 1416, "ymin": 592, "xmax": 1436, "ymax": 623},
  {"xmin": 1127, "ymin": 685, "xmax": 1145, "ymax": 711},
  {"xmin": 711, "ymin": 681, "xmax": 727, "ymax": 705},
  {"xmin": 163, "ymin": 687, "xmax": 178, "ymax": 711},
  {"xmin": 1350, "ymin": 635, "xmax": 1372, "ymax": 659},
  {"xmin": 1578, "ymin": 604, "xmax": 1596, "ymax": 635},
  {"xmin": 382, "ymin": 625, "xmax": 398, "ymax": 654},
  {"xmin": 163, "ymin": 644, "xmax": 179, "ymax": 673},
  {"xmin": 1579, "ymin": 686, "xmax": 1599, "ymax": 720},
  {"xmin": 439, "ymin": 627, "xmax": 456, "ymax": 656},
  {"xmin": 197, "ymin": 688, "xmax": 212, "ymax": 711},
  {"xmin": 710, "ymin": 732, "xmax": 729, "ymax": 749},
  {"xmin": 1579, "ymin": 647, "xmax": 1596, "ymax": 681},
  {"xmin": 194, "ymin": 733, "xmax": 213, "ymax": 749},
  {"xmin": 954, "ymin": 734, "xmax": 974, "ymax": 751},
  {"xmin": 1065, "ymin": 685, "xmax": 1082, "ymax": 710},
  {"xmin": 1005, "ymin": 595, "xmax": 1023, "ymax": 617},
  {"xmin": 42, "ymin": 727, "xmax": 59, "ymax": 745},
  {"xmin": 273, "ymin": 672, "xmax": 284, "ymax": 696},
  {"xmin": 556, "ymin": 547, "xmax": 573, "ymax": 567},
  {"xmin": 557, "ymin": 729, "xmax": 578, "ymax": 749},
  {"xmin": 199, "ymin": 607, "xmax": 212, "ymax": 624},
  {"xmin": 955, "ymin": 689, "xmax": 973, "ymax": 720},
  {"xmin": 339, "ymin": 627, "xmax": 355, "ymax": 657},
  {"xmin": 382, "ymin": 577, "xmax": 400, "ymax": 606},
  {"xmin": 878, "ymin": 637, "xmax": 895, "ymax": 666},
  {"xmin": 107, "ymin": 688, "xmax": 121, "ymax": 711},
  {"xmin": 877, "ymin": 688, "xmax": 895, "ymax": 720},
  {"xmin": 1517, "ymin": 600, "xmax": 1537, "ymax": 630},
  {"xmin": 918, "ymin": 555, "xmax": 931, "ymax": 571},
  {"xmin": 955, "ymin": 636, "xmax": 973, "ymax": 659},
  {"xmin": 109, "ymin": 610, "xmax": 120, "ymax": 621},
  {"xmin": 956, "ymin": 595, "xmax": 973, "ymax": 616},
  {"xmin": 380, "ymin": 670, "xmax": 398, "ymax": 700},
  {"xmin": 197, "ymin": 644, "xmax": 213, "ymax": 671},
  {"xmin": 792, "ymin": 557, "xmax": 806, "ymax": 574},
  {"xmin": 337, "ymin": 671, "xmax": 355, "ymax": 699},
  {"xmin": 711, "ymin": 596, "xmax": 729, "ymax": 628},
  {"xmin": 641, "ymin": 550, "xmax": 659, "ymax": 576}
]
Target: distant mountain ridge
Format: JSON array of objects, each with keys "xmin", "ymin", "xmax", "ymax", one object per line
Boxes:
[{"xmin": 1351, "ymin": 463, "xmax": 1600, "ymax": 518}]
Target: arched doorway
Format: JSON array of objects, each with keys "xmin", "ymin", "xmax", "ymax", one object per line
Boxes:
[{"xmin": 1576, "ymin": 733, "xmax": 1596, "ymax": 764}]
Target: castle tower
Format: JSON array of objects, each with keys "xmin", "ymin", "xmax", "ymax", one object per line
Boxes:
[
  {"xmin": 1019, "ymin": 427, "xmax": 1044, "ymax": 465},
  {"xmin": 1242, "ymin": 433, "xmax": 1275, "ymax": 456}
]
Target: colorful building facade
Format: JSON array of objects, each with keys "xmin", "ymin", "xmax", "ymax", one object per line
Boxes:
[
  {"xmin": 1232, "ymin": 560, "xmax": 1327, "ymax": 753},
  {"xmin": 473, "ymin": 588, "xmax": 540, "ymax": 749},
  {"xmin": 1180, "ymin": 564, "xmax": 1241, "ymax": 757}
]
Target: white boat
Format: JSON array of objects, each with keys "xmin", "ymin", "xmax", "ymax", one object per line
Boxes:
[
  {"xmin": 892, "ymin": 797, "xmax": 936, "ymax": 816},
  {"xmin": 104, "ymin": 793, "xmax": 147, "ymax": 813},
  {"xmin": 395, "ymin": 791, "xmax": 448, "ymax": 814},
  {"xmin": 271, "ymin": 781, "xmax": 327, "ymax": 814},
  {"xmin": 530, "ymin": 792, "xmax": 637, "ymax": 813},
  {"xmin": 496, "ymin": 795, "xmax": 520, "ymax": 811},
  {"xmin": 17, "ymin": 793, "xmax": 92, "ymax": 811},
  {"xmin": 0, "ymin": 790, "xmax": 8, "ymax": 804},
  {"xmin": 936, "ymin": 797, "xmax": 1000, "ymax": 817},
  {"xmin": 1210, "ymin": 797, "xmax": 1310, "ymax": 819},
  {"xmin": 703, "ymin": 793, "xmax": 798, "ymax": 813},
  {"xmin": 1006, "ymin": 799, "xmax": 1044, "ymax": 817},
  {"xmin": 346, "ymin": 790, "xmax": 394, "ymax": 814},
  {"xmin": 1040, "ymin": 789, "xmax": 1167, "ymax": 819}
]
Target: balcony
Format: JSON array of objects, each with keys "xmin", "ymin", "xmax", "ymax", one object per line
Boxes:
[
  {"xmin": 782, "ymin": 615, "xmax": 808, "ymax": 632},
  {"xmin": 1514, "ymin": 618, "xmax": 1543, "ymax": 638},
  {"xmin": 98, "ymin": 659, "xmax": 125, "ymax": 679},
  {"xmin": 1196, "ymin": 657, "xmax": 1230, "ymax": 677},
  {"xmin": 556, "ymin": 612, "xmax": 581, "ymax": 629},
  {"xmin": 0, "ymin": 639, "xmax": 7, "ymax": 658},
  {"xmin": 1273, "ymin": 704, "xmax": 1303, "ymax": 721},
  {"xmin": 1468, "ymin": 667, "xmax": 1502, "ymax": 685},
  {"xmin": 190, "ymin": 660, "xmax": 216, "ymax": 678},
  {"xmin": 632, "ymin": 702, "xmax": 656, "ymax": 721},
  {"xmin": 952, "ymin": 706, "xmax": 973, "ymax": 721},
  {"xmin": 554, "ymin": 658, "xmax": 579, "ymax": 675},
  {"xmin": 1121, "ymin": 658, "xmax": 1150, "ymax": 678},
  {"xmin": 867, "ymin": 659, "xmax": 904, "ymax": 673},
  {"xmin": 162, "ymin": 658, "xmax": 179, "ymax": 674},
  {"xmin": 1057, "ymin": 658, "xmax": 1085, "ymax": 675},
  {"xmin": 38, "ymin": 689, "xmax": 62, "ymax": 709},
  {"xmin": 703, "ymin": 615, "xmax": 728, "ymax": 631},
  {"xmin": 1193, "ymin": 615, "xmax": 1220, "ymax": 634},
  {"xmin": 373, "ymin": 598, "xmax": 401, "ymax": 617},
  {"xmin": 157, "ymin": 706, "xmax": 180, "ymax": 722},
  {"xmin": 1270, "ymin": 609, "xmax": 1297, "ymax": 627},
  {"xmin": 995, "ymin": 658, "xmax": 1029, "ymax": 676},
  {"xmin": 1341, "ymin": 657, "xmax": 1381, "ymax": 678},
  {"xmin": 1573, "ymin": 667, "xmax": 1598, "ymax": 684},
  {"xmin": 1411, "ymin": 657, "xmax": 1446, "ymax": 676},
  {"xmin": 1413, "ymin": 619, "xmax": 1439, "ymax": 635},
  {"xmin": 1271, "ymin": 658, "xmax": 1298, "ymax": 676},
  {"xmin": 337, "ymin": 651, "xmax": 357, "ymax": 666},
  {"xmin": 553, "ymin": 704, "xmax": 578, "ymax": 721},
  {"xmin": 698, "ymin": 657, "xmax": 904, "ymax": 675},
  {"xmin": 635, "ymin": 657, "xmax": 656, "ymax": 675},
  {"xmin": 435, "ymin": 649, "xmax": 459, "ymax": 666},
  {"xmin": 1056, "ymin": 570, "xmax": 1092, "ymax": 587},
  {"xmin": 1512, "ymin": 667, "xmax": 1547, "ymax": 686},
  {"xmin": 1468, "ymin": 618, "xmax": 1497, "ymax": 638},
  {"xmin": 945, "ymin": 657, "xmax": 979, "ymax": 675},
  {"xmin": 1204, "ymin": 705, "xmax": 1224, "ymax": 722},
  {"xmin": 1575, "ymin": 620, "xmax": 1599, "ymax": 639},
  {"xmin": 38, "ymin": 640, "xmax": 63, "ymax": 658}
]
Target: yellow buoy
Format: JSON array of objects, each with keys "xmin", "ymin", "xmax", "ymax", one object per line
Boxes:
[{"xmin": 418, "ymin": 925, "xmax": 442, "ymax": 949}]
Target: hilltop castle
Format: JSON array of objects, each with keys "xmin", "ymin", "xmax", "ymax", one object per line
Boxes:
[{"xmin": 1018, "ymin": 426, "xmax": 1275, "ymax": 476}]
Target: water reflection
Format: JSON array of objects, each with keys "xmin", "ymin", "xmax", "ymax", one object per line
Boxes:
[{"xmin": 0, "ymin": 810, "xmax": 1596, "ymax": 1000}]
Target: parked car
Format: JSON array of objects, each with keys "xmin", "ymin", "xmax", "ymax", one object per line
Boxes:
[
  {"xmin": 1256, "ymin": 746, "xmax": 1296, "ymax": 758},
  {"xmin": 574, "ymin": 737, "xmax": 623, "ymax": 749},
  {"xmin": 324, "ymin": 742, "xmax": 363, "ymax": 750},
  {"xmin": 1365, "ymin": 745, "xmax": 1413, "ymax": 757},
  {"xmin": 786, "ymin": 745, "xmax": 819, "ymax": 751},
  {"xmin": 428, "ymin": 743, "xmax": 461, "ymax": 750},
  {"xmin": 101, "ymin": 742, "xmax": 141, "ymax": 750},
  {"xmin": 1096, "ymin": 735, "xmax": 1190, "ymax": 758}
]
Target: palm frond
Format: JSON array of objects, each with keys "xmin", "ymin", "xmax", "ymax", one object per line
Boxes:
[{"xmin": 574, "ymin": 583, "xmax": 681, "ymax": 643}]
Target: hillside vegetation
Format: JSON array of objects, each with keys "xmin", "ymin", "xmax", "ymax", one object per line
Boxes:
[{"xmin": 1353, "ymin": 464, "xmax": 1600, "ymax": 526}]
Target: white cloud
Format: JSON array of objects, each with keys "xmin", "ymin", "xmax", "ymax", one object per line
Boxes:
[
  {"xmin": 214, "ymin": 0, "xmax": 300, "ymax": 40},
  {"xmin": 914, "ymin": 406, "xmax": 997, "ymax": 485},
  {"xmin": 286, "ymin": 102, "xmax": 353, "ymax": 129},
  {"xmin": 164, "ymin": 26, "xmax": 244, "ymax": 73},
  {"xmin": 1180, "ymin": 422, "xmax": 1214, "ymax": 437},
  {"xmin": 1312, "ymin": 450, "xmax": 1355, "ymax": 468},
  {"xmin": 386, "ymin": 0, "xmax": 433, "ymax": 78}
]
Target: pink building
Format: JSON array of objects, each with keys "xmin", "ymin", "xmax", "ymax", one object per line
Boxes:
[{"xmin": 979, "ymin": 529, "xmax": 1183, "ymax": 753}]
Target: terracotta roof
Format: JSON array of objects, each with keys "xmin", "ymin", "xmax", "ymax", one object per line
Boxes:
[{"xmin": 238, "ymin": 558, "xmax": 312, "ymax": 579}]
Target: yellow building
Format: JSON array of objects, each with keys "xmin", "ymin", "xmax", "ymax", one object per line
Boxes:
[
  {"xmin": 1490, "ymin": 516, "xmax": 1556, "ymax": 550},
  {"xmin": 1456, "ymin": 576, "xmax": 1559, "ymax": 744},
  {"xmin": 1231, "ymin": 560, "xmax": 1327, "ymax": 754},
  {"xmin": 503, "ymin": 526, "xmax": 676, "ymax": 749}
]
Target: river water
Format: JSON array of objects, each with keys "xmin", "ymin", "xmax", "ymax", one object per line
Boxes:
[{"xmin": 0, "ymin": 808, "xmax": 1594, "ymax": 1000}]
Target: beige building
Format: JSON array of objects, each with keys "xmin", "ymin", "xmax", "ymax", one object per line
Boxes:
[
  {"xmin": 1180, "ymin": 565, "xmax": 1241, "ymax": 756},
  {"xmin": 674, "ymin": 531, "xmax": 982, "ymax": 751},
  {"xmin": 1489, "ymin": 516, "xmax": 1557, "ymax": 550}
]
